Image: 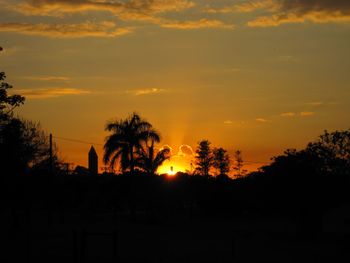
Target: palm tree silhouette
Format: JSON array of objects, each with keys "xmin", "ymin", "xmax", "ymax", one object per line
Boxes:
[
  {"xmin": 137, "ymin": 140, "xmax": 171, "ymax": 174},
  {"xmin": 103, "ymin": 113, "xmax": 160, "ymax": 174}
]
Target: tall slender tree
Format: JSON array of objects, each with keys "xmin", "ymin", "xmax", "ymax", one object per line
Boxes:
[
  {"xmin": 195, "ymin": 140, "xmax": 213, "ymax": 177},
  {"xmin": 233, "ymin": 150, "xmax": 246, "ymax": 177},
  {"xmin": 213, "ymin": 147, "xmax": 230, "ymax": 175},
  {"xmin": 103, "ymin": 113, "xmax": 160, "ymax": 174}
]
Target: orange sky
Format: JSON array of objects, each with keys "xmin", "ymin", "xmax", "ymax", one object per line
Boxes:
[{"xmin": 1, "ymin": 0, "xmax": 350, "ymax": 175}]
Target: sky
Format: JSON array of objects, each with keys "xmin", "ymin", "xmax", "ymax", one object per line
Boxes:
[{"xmin": 1, "ymin": 0, "xmax": 350, "ymax": 175}]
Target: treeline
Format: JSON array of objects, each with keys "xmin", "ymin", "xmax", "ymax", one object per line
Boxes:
[
  {"xmin": 102, "ymin": 112, "xmax": 244, "ymax": 177},
  {"xmin": 2, "ymin": 70, "xmax": 350, "ymax": 230},
  {"xmin": 0, "ymin": 72, "xmax": 61, "ymax": 177}
]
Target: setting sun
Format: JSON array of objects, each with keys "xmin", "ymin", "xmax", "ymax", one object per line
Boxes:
[{"xmin": 158, "ymin": 163, "xmax": 186, "ymax": 176}]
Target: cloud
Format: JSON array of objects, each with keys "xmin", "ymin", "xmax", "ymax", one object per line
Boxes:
[
  {"xmin": 300, "ymin": 111, "xmax": 315, "ymax": 117},
  {"xmin": 10, "ymin": 0, "xmax": 195, "ymax": 20},
  {"xmin": 178, "ymin": 144, "xmax": 194, "ymax": 156},
  {"xmin": 205, "ymin": 0, "xmax": 275, "ymax": 14},
  {"xmin": 126, "ymin": 88, "xmax": 165, "ymax": 96},
  {"xmin": 247, "ymin": 0, "xmax": 350, "ymax": 27},
  {"xmin": 280, "ymin": 112, "xmax": 296, "ymax": 117},
  {"xmin": 223, "ymin": 119, "xmax": 246, "ymax": 127},
  {"xmin": 160, "ymin": 19, "xmax": 234, "ymax": 30},
  {"xmin": 255, "ymin": 118, "xmax": 268, "ymax": 122},
  {"xmin": 224, "ymin": 120, "xmax": 233, "ymax": 125},
  {"xmin": 0, "ymin": 21, "xmax": 133, "ymax": 38},
  {"xmin": 305, "ymin": 101, "xmax": 338, "ymax": 107},
  {"xmin": 306, "ymin": 101, "xmax": 324, "ymax": 106},
  {"xmin": 16, "ymin": 88, "xmax": 90, "ymax": 99},
  {"xmin": 23, "ymin": 76, "xmax": 71, "ymax": 82}
]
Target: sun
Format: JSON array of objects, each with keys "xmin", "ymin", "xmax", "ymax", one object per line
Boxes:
[
  {"xmin": 167, "ymin": 166, "xmax": 177, "ymax": 176},
  {"xmin": 158, "ymin": 163, "xmax": 186, "ymax": 176}
]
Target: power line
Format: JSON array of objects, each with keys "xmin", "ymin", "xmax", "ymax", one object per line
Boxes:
[{"xmin": 53, "ymin": 136, "xmax": 103, "ymax": 146}]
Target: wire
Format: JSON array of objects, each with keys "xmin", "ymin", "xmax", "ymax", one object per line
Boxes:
[{"xmin": 53, "ymin": 136, "xmax": 103, "ymax": 146}]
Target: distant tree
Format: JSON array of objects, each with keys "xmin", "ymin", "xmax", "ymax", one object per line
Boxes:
[
  {"xmin": 0, "ymin": 72, "xmax": 56, "ymax": 175},
  {"xmin": 233, "ymin": 150, "xmax": 247, "ymax": 177},
  {"xmin": 136, "ymin": 140, "xmax": 171, "ymax": 174},
  {"xmin": 261, "ymin": 130, "xmax": 350, "ymax": 178},
  {"xmin": 103, "ymin": 113, "xmax": 160, "ymax": 174},
  {"xmin": 305, "ymin": 130, "xmax": 350, "ymax": 176},
  {"xmin": 213, "ymin": 147, "xmax": 230, "ymax": 175},
  {"xmin": 0, "ymin": 72, "xmax": 25, "ymax": 119},
  {"xmin": 195, "ymin": 140, "xmax": 213, "ymax": 177}
]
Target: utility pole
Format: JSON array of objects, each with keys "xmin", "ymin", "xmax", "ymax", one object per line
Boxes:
[{"xmin": 49, "ymin": 133, "xmax": 53, "ymax": 174}]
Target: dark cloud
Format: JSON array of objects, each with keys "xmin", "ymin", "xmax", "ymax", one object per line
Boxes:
[
  {"xmin": 277, "ymin": 0, "xmax": 350, "ymax": 13},
  {"xmin": 238, "ymin": 0, "xmax": 350, "ymax": 26}
]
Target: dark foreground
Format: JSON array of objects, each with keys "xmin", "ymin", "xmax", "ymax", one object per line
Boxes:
[{"xmin": 2, "ymin": 173, "xmax": 350, "ymax": 263}]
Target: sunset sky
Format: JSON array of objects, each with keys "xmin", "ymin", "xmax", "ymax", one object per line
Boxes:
[{"xmin": 1, "ymin": 0, "xmax": 349, "ymax": 174}]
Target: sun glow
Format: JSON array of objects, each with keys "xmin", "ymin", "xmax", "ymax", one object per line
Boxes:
[
  {"xmin": 158, "ymin": 162, "xmax": 187, "ymax": 176},
  {"xmin": 167, "ymin": 168, "xmax": 177, "ymax": 176}
]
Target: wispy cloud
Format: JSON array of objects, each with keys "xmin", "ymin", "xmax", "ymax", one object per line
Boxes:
[
  {"xmin": 16, "ymin": 88, "xmax": 90, "ymax": 99},
  {"xmin": 22, "ymin": 76, "xmax": 71, "ymax": 82},
  {"xmin": 8, "ymin": 0, "xmax": 195, "ymax": 21},
  {"xmin": 161, "ymin": 19, "xmax": 234, "ymax": 30},
  {"xmin": 0, "ymin": 21, "xmax": 133, "ymax": 38},
  {"xmin": 256, "ymin": 118, "xmax": 268, "ymax": 123},
  {"xmin": 126, "ymin": 88, "xmax": 165, "ymax": 96},
  {"xmin": 205, "ymin": 0, "xmax": 275, "ymax": 14},
  {"xmin": 300, "ymin": 111, "xmax": 315, "ymax": 117},
  {"xmin": 224, "ymin": 120, "xmax": 246, "ymax": 127},
  {"xmin": 306, "ymin": 101, "xmax": 324, "ymax": 107},
  {"xmin": 305, "ymin": 101, "xmax": 338, "ymax": 107},
  {"xmin": 246, "ymin": 0, "xmax": 350, "ymax": 27},
  {"xmin": 280, "ymin": 112, "xmax": 296, "ymax": 117}
]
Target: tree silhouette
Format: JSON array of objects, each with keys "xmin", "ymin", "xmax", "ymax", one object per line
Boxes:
[
  {"xmin": 233, "ymin": 150, "xmax": 246, "ymax": 177},
  {"xmin": 305, "ymin": 130, "xmax": 350, "ymax": 176},
  {"xmin": 213, "ymin": 147, "xmax": 230, "ymax": 175},
  {"xmin": 0, "ymin": 72, "xmax": 25, "ymax": 120},
  {"xmin": 0, "ymin": 73, "xmax": 54, "ymax": 175},
  {"xmin": 136, "ymin": 140, "xmax": 171, "ymax": 174},
  {"xmin": 195, "ymin": 140, "xmax": 213, "ymax": 177},
  {"xmin": 103, "ymin": 113, "xmax": 160, "ymax": 174}
]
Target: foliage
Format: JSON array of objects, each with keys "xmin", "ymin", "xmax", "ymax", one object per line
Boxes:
[
  {"xmin": 261, "ymin": 130, "xmax": 350, "ymax": 178},
  {"xmin": 104, "ymin": 112, "xmax": 160, "ymax": 173},
  {"xmin": 0, "ymin": 72, "xmax": 57, "ymax": 176},
  {"xmin": 306, "ymin": 130, "xmax": 350, "ymax": 176},
  {"xmin": 0, "ymin": 72, "xmax": 25, "ymax": 119},
  {"xmin": 195, "ymin": 140, "xmax": 213, "ymax": 177},
  {"xmin": 213, "ymin": 147, "xmax": 230, "ymax": 175},
  {"xmin": 136, "ymin": 140, "xmax": 171, "ymax": 174},
  {"xmin": 0, "ymin": 116, "xmax": 54, "ymax": 175}
]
